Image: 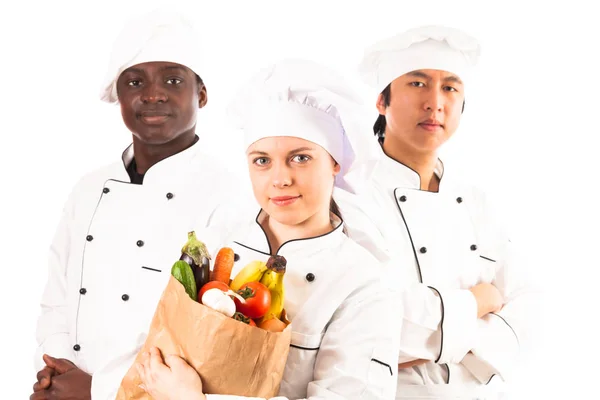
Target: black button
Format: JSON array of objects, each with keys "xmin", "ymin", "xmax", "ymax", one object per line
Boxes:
[
  {"xmin": 399, "ymin": 195, "xmax": 407, "ymax": 202},
  {"xmin": 86, "ymin": 235, "xmax": 93, "ymax": 242},
  {"xmin": 457, "ymin": 197, "xmax": 463, "ymax": 203},
  {"xmin": 471, "ymin": 244, "xmax": 478, "ymax": 251},
  {"xmin": 73, "ymin": 344, "xmax": 81, "ymax": 351},
  {"xmin": 166, "ymin": 192, "xmax": 174, "ymax": 200},
  {"xmin": 136, "ymin": 240, "xmax": 144, "ymax": 247},
  {"xmin": 103, "ymin": 187, "xmax": 110, "ymax": 194},
  {"xmin": 306, "ymin": 273, "xmax": 315, "ymax": 282},
  {"xmin": 122, "ymin": 294, "xmax": 130, "ymax": 301},
  {"xmin": 420, "ymin": 247, "xmax": 427, "ymax": 254},
  {"xmin": 79, "ymin": 288, "xmax": 87, "ymax": 295},
  {"xmin": 234, "ymin": 253, "xmax": 240, "ymax": 262}
]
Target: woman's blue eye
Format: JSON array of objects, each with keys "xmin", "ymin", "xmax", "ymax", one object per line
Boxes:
[
  {"xmin": 292, "ymin": 155, "xmax": 310, "ymax": 163},
  {"xmin": 254, "ymin": 157, "xmax": 270, "ymax": 166}
]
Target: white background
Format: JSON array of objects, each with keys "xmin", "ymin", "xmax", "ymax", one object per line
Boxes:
[{"xmin": 0, "ymin": 0, "xmax": 598, "ymax": 398}]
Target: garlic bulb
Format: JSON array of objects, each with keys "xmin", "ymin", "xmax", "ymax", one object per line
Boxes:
[{"xmin": 201, "ymin": 288, "xmax": 236, "ymax": 317}]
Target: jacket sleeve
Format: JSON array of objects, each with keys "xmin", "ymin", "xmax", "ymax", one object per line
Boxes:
[
  {"xmin": 34, "ymin": 193, "xmax": 77, "ymax": 371},
  {"xmin": 207, "ymin": 280, "xmax": 402, "ymax": 400},
  {"xmin": 393, "ymin": 282, "xmax": 479, "ymax": 365},
  {"xmin": 460, "ymin": 190, "xmax": 542, "ymax": 383},
  {"xmin": 461, "ymin": 239, "xmax": 542, "ymax": 383}
]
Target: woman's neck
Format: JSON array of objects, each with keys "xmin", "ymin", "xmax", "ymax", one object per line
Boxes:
[{"xmin": 262, "ymin": 207, "xmax": 334, "ymax": 254}]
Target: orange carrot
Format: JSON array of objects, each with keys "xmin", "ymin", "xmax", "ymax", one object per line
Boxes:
[{"xmin": 212, "ymin": 247, "xmax": 235, "ymax": 284}]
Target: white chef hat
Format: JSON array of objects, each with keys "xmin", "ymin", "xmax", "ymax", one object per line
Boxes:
[
  {"xmin": 359, "ymin": 25, "xmax": 481, "ymax": 93},
  {"xmin": 100, "ymin": 10, "xmax": 204, "ymax": 103},
  {"xmin": 227, "ymin": 58, "xmax": 372, "ymax": 190}
]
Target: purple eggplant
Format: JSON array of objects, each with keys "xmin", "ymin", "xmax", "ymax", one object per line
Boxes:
[{"xmin": 178, "ymin": 231, "xmax": 212, "ymax": 291}]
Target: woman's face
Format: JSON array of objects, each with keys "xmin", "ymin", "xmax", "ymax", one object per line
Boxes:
[{"xmin": 246, "ymin": 136, "xmax": 340, "ymax": 227}]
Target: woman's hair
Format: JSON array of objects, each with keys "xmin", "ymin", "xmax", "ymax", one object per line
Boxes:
[
  {"xmin": 330, "ymin": 198, "xmax": 342, "ymax": 220},
  {"xmin": 328, "ymin": 158, "xmax": 348, "ymax": 234},
  {"xmin": 329, "ymin": 161, "xmax": 344, "ymax": 221},
  {"xmin": 329, "ymin": 197, "xmax": 348, "ymax": 235}
]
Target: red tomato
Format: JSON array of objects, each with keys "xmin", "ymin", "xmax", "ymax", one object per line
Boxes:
[
  {"xmin": 235, "ymin": 282, "xmax": 271, "ymax": 319},
  {"xmin": 199, "ymin": 281, "xmax": 230, "ymax": 304}
]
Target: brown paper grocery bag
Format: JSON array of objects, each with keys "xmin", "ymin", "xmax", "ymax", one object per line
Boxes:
[{"xmin": 117, "ymin": 276, "xmax": 291, "ymax": 399}]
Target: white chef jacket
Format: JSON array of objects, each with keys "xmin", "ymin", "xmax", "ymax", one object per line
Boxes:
[
  {"xmin": 342, "ymin": 154, "xmax": 540, "ymax": 399},
  {"xmin": 33, "ymin": 140, "xmax": 245, "ymax": 397}
]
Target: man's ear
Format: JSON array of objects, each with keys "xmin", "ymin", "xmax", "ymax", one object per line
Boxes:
[
  {"xmin": 198, "ymin": 84, "xmax": 208, "ymax": 108},
  {"xmin": 376, "ymin": 93, "xmax": 386, "ymax": 115}
]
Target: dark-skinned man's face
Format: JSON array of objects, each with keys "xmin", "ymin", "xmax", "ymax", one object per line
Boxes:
[{"xmin": 116, "ymin": 61, "xmax": 207, "ymax": 145}]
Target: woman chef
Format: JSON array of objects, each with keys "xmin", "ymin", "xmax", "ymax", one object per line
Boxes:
[{"xmin": 136, "ymin": 58, "xmax": 402, "ymax": 400}]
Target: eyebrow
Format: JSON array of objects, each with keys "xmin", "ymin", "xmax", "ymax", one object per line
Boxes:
[
  {"xmin": 122, "ymin": 67, "xmax": 144, "ymax": 75},
  {"xmin": 407, "ymin": 71, "xmax": 431, "ymax": 80},
  {"xmin": 287, "ymin": 146, "xmax": 315, "ymax": 154},
  {"xmin": 121, "ymin": 65, "xmax": 187, "ymax": 75},
  {"xmin": 160, "ymin": 65, "xmax": 186, "ymax": 73},
  {"xmin": 407, "ymin": 71, "xmax": 463, "ymax": 85},
  {"xmin": 248, "ymin": 150, "xmax": 269, "ymax": 156},
  {"xmin": 247, "ymin": 146, "xmax": 316, "ymax": 157},
  {"xmin": 443, "ymin": 75, "xmax": 463, "ymax": 85}
]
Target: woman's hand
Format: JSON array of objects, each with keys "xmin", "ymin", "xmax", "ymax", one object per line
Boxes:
[{"xmin": 137, "ymin": 347, "xmax": 206, "ymax": 400}]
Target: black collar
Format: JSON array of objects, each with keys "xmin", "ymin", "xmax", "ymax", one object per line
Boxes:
[{"xmin": 126, "ymin": 158, "xmax": 145, "ymax": 185}]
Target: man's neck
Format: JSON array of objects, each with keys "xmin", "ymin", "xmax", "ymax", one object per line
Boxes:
[
  {"xmin": 262, "ymin": 208, "xmax": 333, "ymax": 254},
  {"xmin": 382, "ymin": 136, "xmax": 440, "ymax": 192},
  {"xmin": 132, "ymin": 132, "xmax": 197, "ymax": 175}
]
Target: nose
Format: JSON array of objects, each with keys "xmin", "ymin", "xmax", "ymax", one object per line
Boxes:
[
  {"xmin": 271, "ymin": 163, "xmax": 292, "ymax": 188},
  {"xmin": 140, "ymin": 82, "xmax": 167, "ymax": 104},
  {"xmin": 423, "ymin": 89, "xmax": 443, "ymax": 112}
]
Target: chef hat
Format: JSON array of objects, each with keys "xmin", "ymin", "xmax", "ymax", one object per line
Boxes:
[
  {"xmin": 227, "ymin": 58, "xmax": 372, "ymax": 190},
  {"xmin": 358, "ymin": 25, "xmax": 481, "ymax": 93},
  {"xmin": 100, "ymin": 10, "xmax": 203, "ymax": 103}
]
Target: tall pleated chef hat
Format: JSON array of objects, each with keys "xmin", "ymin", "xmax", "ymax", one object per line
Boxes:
[
  {"xmin": 100, "ymin": 9, "xmax": 203, "ymax": 103},
  {"xmin": 227, "ymin": 58, "xmax": 375, "ymax": 191},
  {"xmin": 358, "ymin": 25, "xmax": 481, "ymax": 93}
]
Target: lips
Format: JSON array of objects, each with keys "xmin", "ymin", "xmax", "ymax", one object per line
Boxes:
[
  {"xmin": 139, "ymin": 111, "xmax": 171, "ymax": 124},
  {"xmin": 418, "ymin": 119, "xmax": 443, "ymax": 132},
  {"xmin": 270, "ymin": 196, "xmax": 300, "ymax": 206}
]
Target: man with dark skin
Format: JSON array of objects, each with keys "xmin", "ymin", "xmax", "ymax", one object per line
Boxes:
[
  {"xmin": 32, "ymin": 62, "xmax": 205, "ymax": 400},
  {"xmin": 32, "ymin": 12, "xmax": 243, "ymax": 400}
]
